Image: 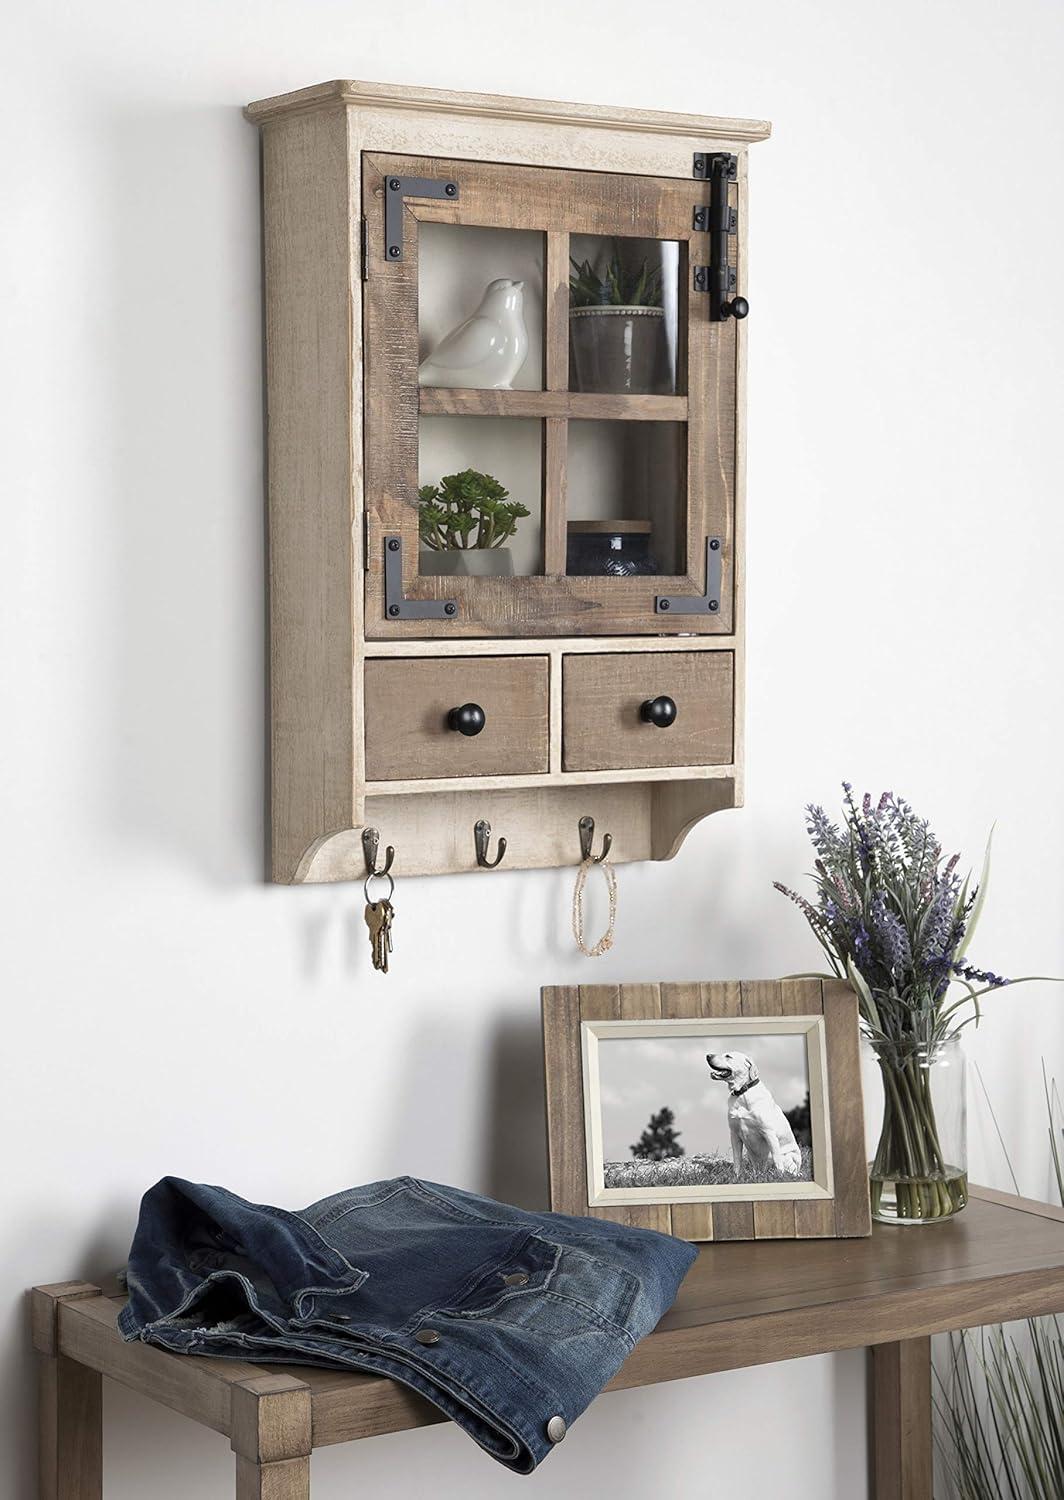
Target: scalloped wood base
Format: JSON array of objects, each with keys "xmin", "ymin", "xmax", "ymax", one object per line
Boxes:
[{"xmin": 285, "ymin": 778, "xmax": 738, "ymax": 882}]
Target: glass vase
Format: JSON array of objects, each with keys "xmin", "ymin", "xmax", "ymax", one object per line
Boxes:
[{"xmin": 862, "ymin": 1034, "xmax": 968, "ymax": 1225}]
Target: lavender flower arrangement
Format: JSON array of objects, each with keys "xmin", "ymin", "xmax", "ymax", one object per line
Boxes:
[
  {"xmin": 775, "ymin": 785, "xmax": 1008, "ymax": 1052},
  {"xmin": 776, "ymin": 785, "xmax": 1046, "ymax": 1221}
]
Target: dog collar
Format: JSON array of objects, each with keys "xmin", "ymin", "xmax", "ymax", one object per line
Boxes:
[{"xmin": 731, "ymin": 1075, "xmax": 760, "ymax": 1098}]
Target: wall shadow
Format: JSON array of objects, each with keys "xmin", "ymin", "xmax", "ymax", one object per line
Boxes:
[{"xmin": 97, "ymin": 99, "xmax": 264, "ymax": 885}]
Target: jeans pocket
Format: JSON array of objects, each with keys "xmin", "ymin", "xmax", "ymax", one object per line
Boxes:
[
  {"xmin": 539, "ymin": 1242, "xmax": 639, "ymax": 1337},
  {"xmin": 442, "ymin": 1236, "xmax": 639, "ymax": 1343}
]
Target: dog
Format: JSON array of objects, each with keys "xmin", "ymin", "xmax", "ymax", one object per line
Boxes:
[{"xmin": 706, "ymin": 1051, "xmax": 803, "ymax": 1178}]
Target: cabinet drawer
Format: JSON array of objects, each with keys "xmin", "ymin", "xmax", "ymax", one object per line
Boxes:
[
  {"xmin": 562, "ymin": 652, "xmax": 734, "ymax": 771},
  {"xmin": 364, "ymin": 657, "xmax": 549, "ymax": 781}
]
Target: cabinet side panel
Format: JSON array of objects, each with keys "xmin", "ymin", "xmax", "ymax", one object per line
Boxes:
[
  {"xmin": 262, "ymin": 109, "xmax": 355, "ymax": 881},
  {"xmin": 731, "ymin": 152, "xmax": 749, "ymax": 807}
]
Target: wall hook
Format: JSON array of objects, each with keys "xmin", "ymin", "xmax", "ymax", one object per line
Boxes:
[
  {"xmin": 362, "ymin": 826, "xmax": 395, "ymax": 878},
  {"xmin": 579, "ymin": 815, "xmax": 613, "ymax": 864},
  {"xmin": 474, "ymin": 819, "xmax": 507, "ymax": 869}
]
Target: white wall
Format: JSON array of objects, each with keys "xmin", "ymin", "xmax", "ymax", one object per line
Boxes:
[{"xmin": 2, "ymin": 2, "xmax": 1062, "ymax": 1495}]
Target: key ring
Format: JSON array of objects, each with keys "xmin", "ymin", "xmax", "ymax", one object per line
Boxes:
[{"xmin": 364, "ymin": 871, "xmax": 395, "ymax": 906}]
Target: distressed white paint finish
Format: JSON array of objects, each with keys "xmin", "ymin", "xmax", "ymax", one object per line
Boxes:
[{"xmin": 2, "ymin": 3, "xmax": 1063, "ymax": 1500}]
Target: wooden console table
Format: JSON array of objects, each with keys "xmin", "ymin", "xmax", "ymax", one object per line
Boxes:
[{"xmin": 33, "ymin": 1186, "xmax": 1064, "ymax": 1500}]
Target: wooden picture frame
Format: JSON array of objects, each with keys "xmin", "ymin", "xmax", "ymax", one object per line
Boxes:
[{"xmin": 541, "ymin": 977, "xmax": 871, "ymax": 1241}]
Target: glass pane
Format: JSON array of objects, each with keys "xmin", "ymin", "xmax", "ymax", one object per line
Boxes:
[
  {"xmin": 418, "ymin": 416, "xmax": 544, "ymax": 577},
  {"xmin": 418, "ymin": 224, "xmax": 544, "ymax": 391},
  {"xmin": 569, "ymin": 235, "xmax": 683, "ymax": 396},
  {"xmin": 566, "ymin": 420, "xmax": 686, "ymax": 577}
]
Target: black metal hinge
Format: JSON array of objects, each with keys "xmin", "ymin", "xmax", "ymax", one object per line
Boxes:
[
  {"xmin": 691, "ymin": 153, "xmax": 748, "ymax": 323},
  {"xmin": 384, "ymin": 173, "xmax": 459, "ymax": 262},
  {"xmin": 360, "ymin": 216, "xmax": 369, "ymax": 281},
  {"xmin": 655, "ymin": 537, "xmax": 723, "ymax": 616},
  {"xmin": 383, "ymin": 535, "xmax": 457, "ymax": 620}
]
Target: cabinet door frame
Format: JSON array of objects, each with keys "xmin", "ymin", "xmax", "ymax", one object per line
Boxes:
[{"xmin": 362, "ymin": 150, "xmax": 738, "ymax": 639}]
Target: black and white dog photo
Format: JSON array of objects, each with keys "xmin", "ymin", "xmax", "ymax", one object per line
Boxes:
[
  {"xmin": 597, "ymin": 1029, "xmax": 815, "ymax": 1191},
  {"xmin": 706, "ymin": 1050, "xmax": 803, "ymax": 1178}
]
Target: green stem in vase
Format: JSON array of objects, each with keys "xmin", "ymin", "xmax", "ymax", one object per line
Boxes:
[{"xmin": 872, "ymin": 1045, "xmax": 959, "ymax": 1220}]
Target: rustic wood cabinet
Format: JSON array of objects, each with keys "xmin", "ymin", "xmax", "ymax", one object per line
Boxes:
[{"xmin": 245, "ymin": 80, "xmax": 770, "ymax": 880}]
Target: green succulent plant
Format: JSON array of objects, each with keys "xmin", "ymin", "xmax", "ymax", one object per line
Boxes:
[
  {"xmin": 418, "ymin": 468, "xmax": 531, "ymax": 551},
  {"xmin": 569, "ymin": 241, "xmax": 664, "ymax": 308}
]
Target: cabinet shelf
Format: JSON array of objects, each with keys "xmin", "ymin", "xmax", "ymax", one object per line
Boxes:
[
  {"xmin": 419, "ymin": 388, "xmax": 688, "ymax": 422},
  {"xmin": 365, "ymin": 763, "xmax": 737, "ymax": 797}
]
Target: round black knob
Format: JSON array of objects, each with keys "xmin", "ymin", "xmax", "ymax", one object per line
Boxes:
[
  {"xmin": 640, "ymin": 695, "xmax": 678, "ymax": 729},
  {"xmin": 721, "ymin": 295, "xmax": 749, "ymax": 320},
  {"xmin": 447, "ymin": 703, "xmax": 486, "ymax": 737}
]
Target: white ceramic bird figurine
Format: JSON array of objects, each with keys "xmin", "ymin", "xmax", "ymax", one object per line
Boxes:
[{"xmin": 418, "ymin": 278, "xmax": 529, "ymax": 390}]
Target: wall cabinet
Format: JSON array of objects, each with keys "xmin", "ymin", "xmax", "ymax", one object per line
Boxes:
[{"xmin": 246, "ymin": 80, "xmax": 769, "ymax": 881}]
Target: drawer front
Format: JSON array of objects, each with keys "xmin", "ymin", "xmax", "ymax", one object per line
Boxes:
[
  {"xmin": 364, "ymin": 657, "xmax": 549, "ymax": 781},
  {"xmin": 562, "ymin": 652, "xmax": 734, "ymax": 771}
]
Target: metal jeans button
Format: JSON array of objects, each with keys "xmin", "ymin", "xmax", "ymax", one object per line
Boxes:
[
  {"xmin": 415, "ymin": 1328, "xmax": 441, "ymax": 1346},
  {"xmin": 546, "ymin": 1415, "xmax": 567, "ymax": 1443},
  {"xmin": 502, "ymin": 1272, "xmax": 529, "ymax": 1287}
]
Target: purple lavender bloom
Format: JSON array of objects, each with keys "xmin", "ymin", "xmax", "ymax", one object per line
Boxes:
[
  {"xmin": 869, "ymin": 890, "xmax": 911, "ymax": 978},
  {"xmin": 776, "ymin": 782, "xmax": 1011, "ymax": 1043},
  {"xmin": 953, "ymin": 962, "xmax": 1009, "ymax": 988}
]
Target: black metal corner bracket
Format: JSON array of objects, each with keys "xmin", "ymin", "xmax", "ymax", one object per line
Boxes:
[
  {"xmin": 384, "ymin": 173, "xmax": 459, "ymax": 262},
  {"xmin": 383, "ymin": 536, "xmax": 458, "ymax": 621},
  {"xmin": 655, "ymin": 537, "xmax": 723, "ymax": 616},
  {"xmin": 691, "ymin": 153, "xmax": 748, "ymax": 323}
]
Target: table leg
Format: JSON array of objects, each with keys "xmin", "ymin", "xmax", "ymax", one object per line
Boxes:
[
  {"xmin": 235, "ymin": 1456, "xmax": 311, "ymax": 1499},
  {"xmin": 870, "ymin": 1337, "xmax": 933, "ymax": 1500},
  {"xmin": 231, "ymin": 1375, "xmax": 312, "ymax": 1500},
  {"xmin": 32, "ymin": 1284, "xmax": 104, "ymax": 1500}
]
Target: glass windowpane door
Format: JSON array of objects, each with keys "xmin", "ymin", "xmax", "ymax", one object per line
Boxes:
[
  {"xmin": 565, "ymin": 420, "xmax": 686, "ymax": 577},
  {"xmin": 568, "ymin": 235, "xmax": 684, "ymax": 397},
  {"xmin": 362, "ymin": 150, "xmax": 734, "ymax": 638},
  {"xmin": 418, "ymin": 416, "xmax": 544, "ymax": 577}
]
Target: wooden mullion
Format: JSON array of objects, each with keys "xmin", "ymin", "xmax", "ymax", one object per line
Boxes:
[
  {"xmin": 545, "ymin": 230, "xmax": 570, "ymax": 391},
  {"xmin": 543, "ymin": 417, "xmax": 568, "ymax": 576},
  {"xmin": 419, "ymin": 389, "xmax": 688, "ymax": 420},
  {"xmin": 543, "ymin": 231, "xmax": 570, "ymax": 577}
]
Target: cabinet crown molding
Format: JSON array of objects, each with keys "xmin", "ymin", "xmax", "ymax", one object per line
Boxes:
[{"xmin": 244, "ymin": 77, "xmax": 772, "ymax": 143}]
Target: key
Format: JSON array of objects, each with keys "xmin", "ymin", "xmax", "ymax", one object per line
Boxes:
[
  {"xmin": 376, "ymin": 898, "xmax": 394, "ymax": 973},
  {"xmin": 364, "ymin": 901, "xmax": 386, "ymax": 970}
]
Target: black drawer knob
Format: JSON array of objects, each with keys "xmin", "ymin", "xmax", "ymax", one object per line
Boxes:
[
  {"xmin": 447, "ymin": 702, "xmax": 486, "ymax": 737},
  {"xmin": 640, "ymin": 695, "xmax": 677, "ymax": 729},
  {"xmin": 721, "ymin": 295, "xmax": 749, "ymax": 320}
]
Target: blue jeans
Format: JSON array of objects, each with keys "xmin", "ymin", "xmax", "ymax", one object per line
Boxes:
[{"xmin": 119, "ymin": 1176, "xmax": 695, "ymax": 1473}]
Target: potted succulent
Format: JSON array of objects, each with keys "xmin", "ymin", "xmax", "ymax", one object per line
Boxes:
[
  {"xmin": 418, "ymin": 468, "xmax": 531, "ymax": 578},
  {"xmin": 569, "ymin": 244, "xmax": 671, "ymax": 395}
]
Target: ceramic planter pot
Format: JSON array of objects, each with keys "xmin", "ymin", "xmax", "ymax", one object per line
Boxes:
[
  {"xmin": 569, "ymin": 306, "xmax": 671, "ymax": 395},
  {"xmin": 419, "ymin": 548, "xmax": 515, "ymax": 578}
]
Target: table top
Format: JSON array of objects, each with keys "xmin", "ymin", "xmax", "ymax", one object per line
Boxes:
[{"xmin": 42, "ymin": 1186, "xmax": 1064, "ymax": 1451}]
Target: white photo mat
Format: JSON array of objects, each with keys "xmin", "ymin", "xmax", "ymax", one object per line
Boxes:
[{"xmin": 581, "ymin": 1015, "xmax": 835, "ymax": 1206}]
